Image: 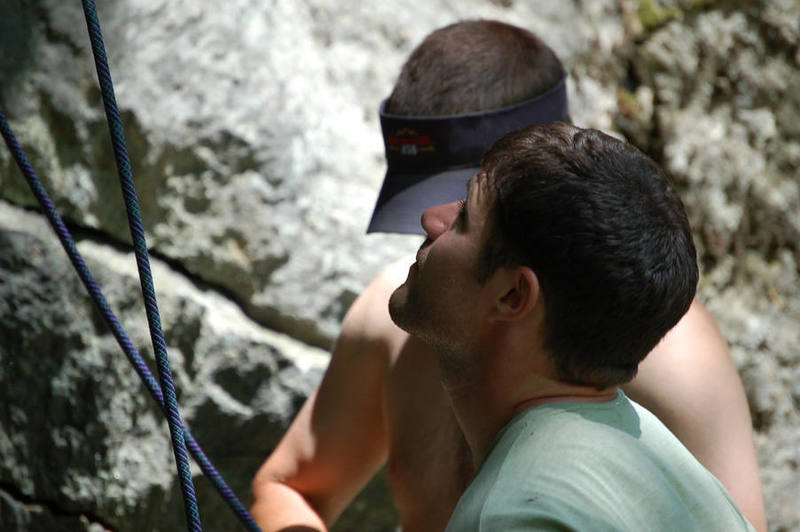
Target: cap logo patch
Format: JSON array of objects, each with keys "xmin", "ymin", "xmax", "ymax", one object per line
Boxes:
[{"xmin": 387, "ymin": 128, "xmax": 436, "ymax": 155}]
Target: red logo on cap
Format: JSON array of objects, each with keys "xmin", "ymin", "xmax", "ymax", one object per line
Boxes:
[{"xmin": 387, "ymin": 128, "xmax": 436, "ymax": 155}]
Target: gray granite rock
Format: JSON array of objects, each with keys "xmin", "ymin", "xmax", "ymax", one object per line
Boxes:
[{"xmin": 0, "ymin": 203, "xmax": 329, "ymax": 531}]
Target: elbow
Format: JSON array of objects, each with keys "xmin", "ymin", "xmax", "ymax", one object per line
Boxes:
[
  {"xmin": 249, "ymin": 467, "xmax": 330, "ymax": 532},
  {"xmin": 251, "ymin": 464, "xmax": 283, "ymax": 505}
]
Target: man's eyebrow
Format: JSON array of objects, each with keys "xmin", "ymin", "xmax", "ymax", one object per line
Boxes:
[
  {"xmin": 462, "ymin": 176, "xmax": 475, "ymax": 215},
  {"xmin": 465, "ymin": 173, "xmax": 477, "ymax": 203}
]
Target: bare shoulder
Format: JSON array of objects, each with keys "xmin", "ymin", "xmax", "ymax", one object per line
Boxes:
[
  {"xmin": 626, "ymin": 298, "xmax": 738, "ymax": 416},
  {"xmin": 662, "ymin": 298, "xmax": 725, "ymax": 349},
  {"xmin": 339, "ymin": 256, "xmax": 414, "ymax": 358},
  {"xmin": 624, "ymin": 298, "xmax": 766, "ymax": 532},
  {"xmin": 640, "ymin": 299, "xmax": 727, "ymax": 374}
]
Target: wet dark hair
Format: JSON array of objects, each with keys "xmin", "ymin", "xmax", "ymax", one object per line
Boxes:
[
  {"xmin": 386, "ymin": 20, "xmax": 566, "ymax": 116},
  {"xmin": 480, "ymin": 123, "xmax": 698, "ymax": 389}
]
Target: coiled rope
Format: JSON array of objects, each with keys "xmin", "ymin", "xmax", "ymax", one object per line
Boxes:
[{"xmin": 0, "ymin": 1, "xmax": 263, "ymax": 530}]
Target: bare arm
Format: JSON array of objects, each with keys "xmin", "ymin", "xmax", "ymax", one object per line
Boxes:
[
  {"xmin": 623, "ymin": 299, "xmax": 766, "ymax": 532},
  {"xmin": 251, "ymin": 275, "xmax": 398, "ymax": 531}
]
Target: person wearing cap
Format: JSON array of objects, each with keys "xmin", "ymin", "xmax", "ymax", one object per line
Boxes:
[
  {"xmin": 251, "ymin": 20, "xmax": 765, "ymax": 532},
  {"xmin": 388, "ymin": 121, "xmax": 755, "ymax": 531}
]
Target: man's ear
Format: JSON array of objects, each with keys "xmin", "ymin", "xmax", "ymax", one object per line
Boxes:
[{"xmin": 488, "ymin": 266, "xmax": 540, "ymax": 322}]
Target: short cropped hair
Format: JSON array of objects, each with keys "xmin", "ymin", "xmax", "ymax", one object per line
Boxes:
[
  {"xmin": 386, "ymin": 20, "xmax": 566, "ymax": 116},
  {"xmin": 480, "ymin": 123, "xmax": 698, "ymax": 389}
]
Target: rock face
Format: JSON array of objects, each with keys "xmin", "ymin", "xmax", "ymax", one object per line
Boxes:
[
  {"xmin": 0, "ymin": 204, "xmax": 330, "ymax": 531},
  {"xmin": 0, "ymin": 0, "xmax": 798, "ymax": 531}
]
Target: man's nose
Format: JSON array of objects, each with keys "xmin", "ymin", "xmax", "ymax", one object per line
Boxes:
[{"xmin": 420, "ymin": 201, "xmax": 460, "ymax": 240}]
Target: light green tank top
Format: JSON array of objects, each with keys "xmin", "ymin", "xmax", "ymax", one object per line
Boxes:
[{"xmin": 446, "ymin": 391, "xmax": 755, "ymax": 531}]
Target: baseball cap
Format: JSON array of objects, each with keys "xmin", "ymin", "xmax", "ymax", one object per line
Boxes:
[{"xmin": 367, "ymin": 75, "xmax": 569, "ymax": 235}]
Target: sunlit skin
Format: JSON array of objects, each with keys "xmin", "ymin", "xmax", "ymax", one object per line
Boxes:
[{"xmin": 251, "ymin": 174, "xmax": 766, "ymax": 532}]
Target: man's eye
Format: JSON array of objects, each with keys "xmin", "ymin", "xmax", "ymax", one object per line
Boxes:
[{"xmin": 454, "ymin": 199, "xmax": 467, "ymax": 227}]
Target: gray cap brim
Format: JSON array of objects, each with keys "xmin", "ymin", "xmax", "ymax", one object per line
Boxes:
[{"xmin": 366, "ymin": 166, "xmax": 478, "ymax": 235}]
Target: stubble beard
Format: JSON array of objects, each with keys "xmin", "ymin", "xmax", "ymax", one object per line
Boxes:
[
  {"xmin": 389, "ymin": 279, "xmax": 482, "ymax": 391},
  {"xmin": 389, "ymin": 276, "xmax": 444, "ymax": 346},
  {"xmin": 389, "ymin": 282, "xmax": 475, "ymax": 388},
  {"xmin": 390, "ymin": 278, "xmax": 461, "ymax": 357},
  {"xmin": 388, "ymin": 280, "xmax": 423, "ymax": 336}
]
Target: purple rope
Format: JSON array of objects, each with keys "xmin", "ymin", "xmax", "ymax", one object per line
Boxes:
[
  {"xmin": 0, "ymin": 108, "xmax": 261, "ymax": 531},
  {"xmin": 78, "ymin": 1, "xmax": 200, "ymax": 528}
]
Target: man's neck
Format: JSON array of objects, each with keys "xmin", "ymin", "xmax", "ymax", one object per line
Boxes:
[{"xmin": 438, "ymin": 349, "xmax": 618, "ymax": 469}]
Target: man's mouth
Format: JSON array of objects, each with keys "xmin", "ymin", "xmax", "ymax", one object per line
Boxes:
[{"xmin": 416, "ymin": 239, "xmax": 432, "ymax": 265}]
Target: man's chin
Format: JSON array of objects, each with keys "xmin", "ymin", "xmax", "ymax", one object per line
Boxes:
[{"xmin": 388, "ymin": 285, "xmax": 414, "ymax": 333}]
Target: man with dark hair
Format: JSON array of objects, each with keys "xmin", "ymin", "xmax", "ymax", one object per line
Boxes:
[
  {"xmin": 471, "ymin": 123, "xmax": 699, "ymax": 390},
  {"xmin": 251, "ymin": 20, "xmax": 765, "ymax": 532},
  {"xmin": 387, "ymin": 122, "xmax": 752, "ymax": 530},
  {"xmin": 368, "ymin": 19, "xmax": 568, "ymax": 234},
  {"xmin": 384, "ymin": 20, "xmax": 565, "ymax": 116}
]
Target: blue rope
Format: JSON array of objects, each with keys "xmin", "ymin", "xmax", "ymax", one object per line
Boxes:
[
  {"xmin": 78, "ymin": 1, "xmax": 201, "ymax": 529},
  {"xmin": 2, "ymin": 2, "xmax": 264, "ymax": 529},
  {"xmin": 0, "ymin": 110, "xmax": 261, "ymax": 532}
]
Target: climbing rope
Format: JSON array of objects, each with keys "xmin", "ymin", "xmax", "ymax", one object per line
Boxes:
[
  {"xmin": 1, "ymin": 109, "xmax": 260, "ymax": 532},
  {"xmin": 0, "ymin": 1, "xmax": 263, "ymax": 530},
  {"xmin": 80, "ymin": 0, "xmax": 200, "ymax": 528}
]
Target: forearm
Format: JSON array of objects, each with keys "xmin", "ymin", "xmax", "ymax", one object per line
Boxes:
[
  {"xmin": 250, "ymin": 276, "xmax": 396, "ymax": 531},
  {"xmin": 251, "ymin": 479, "xmax": 329, "ymax": 532}
]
